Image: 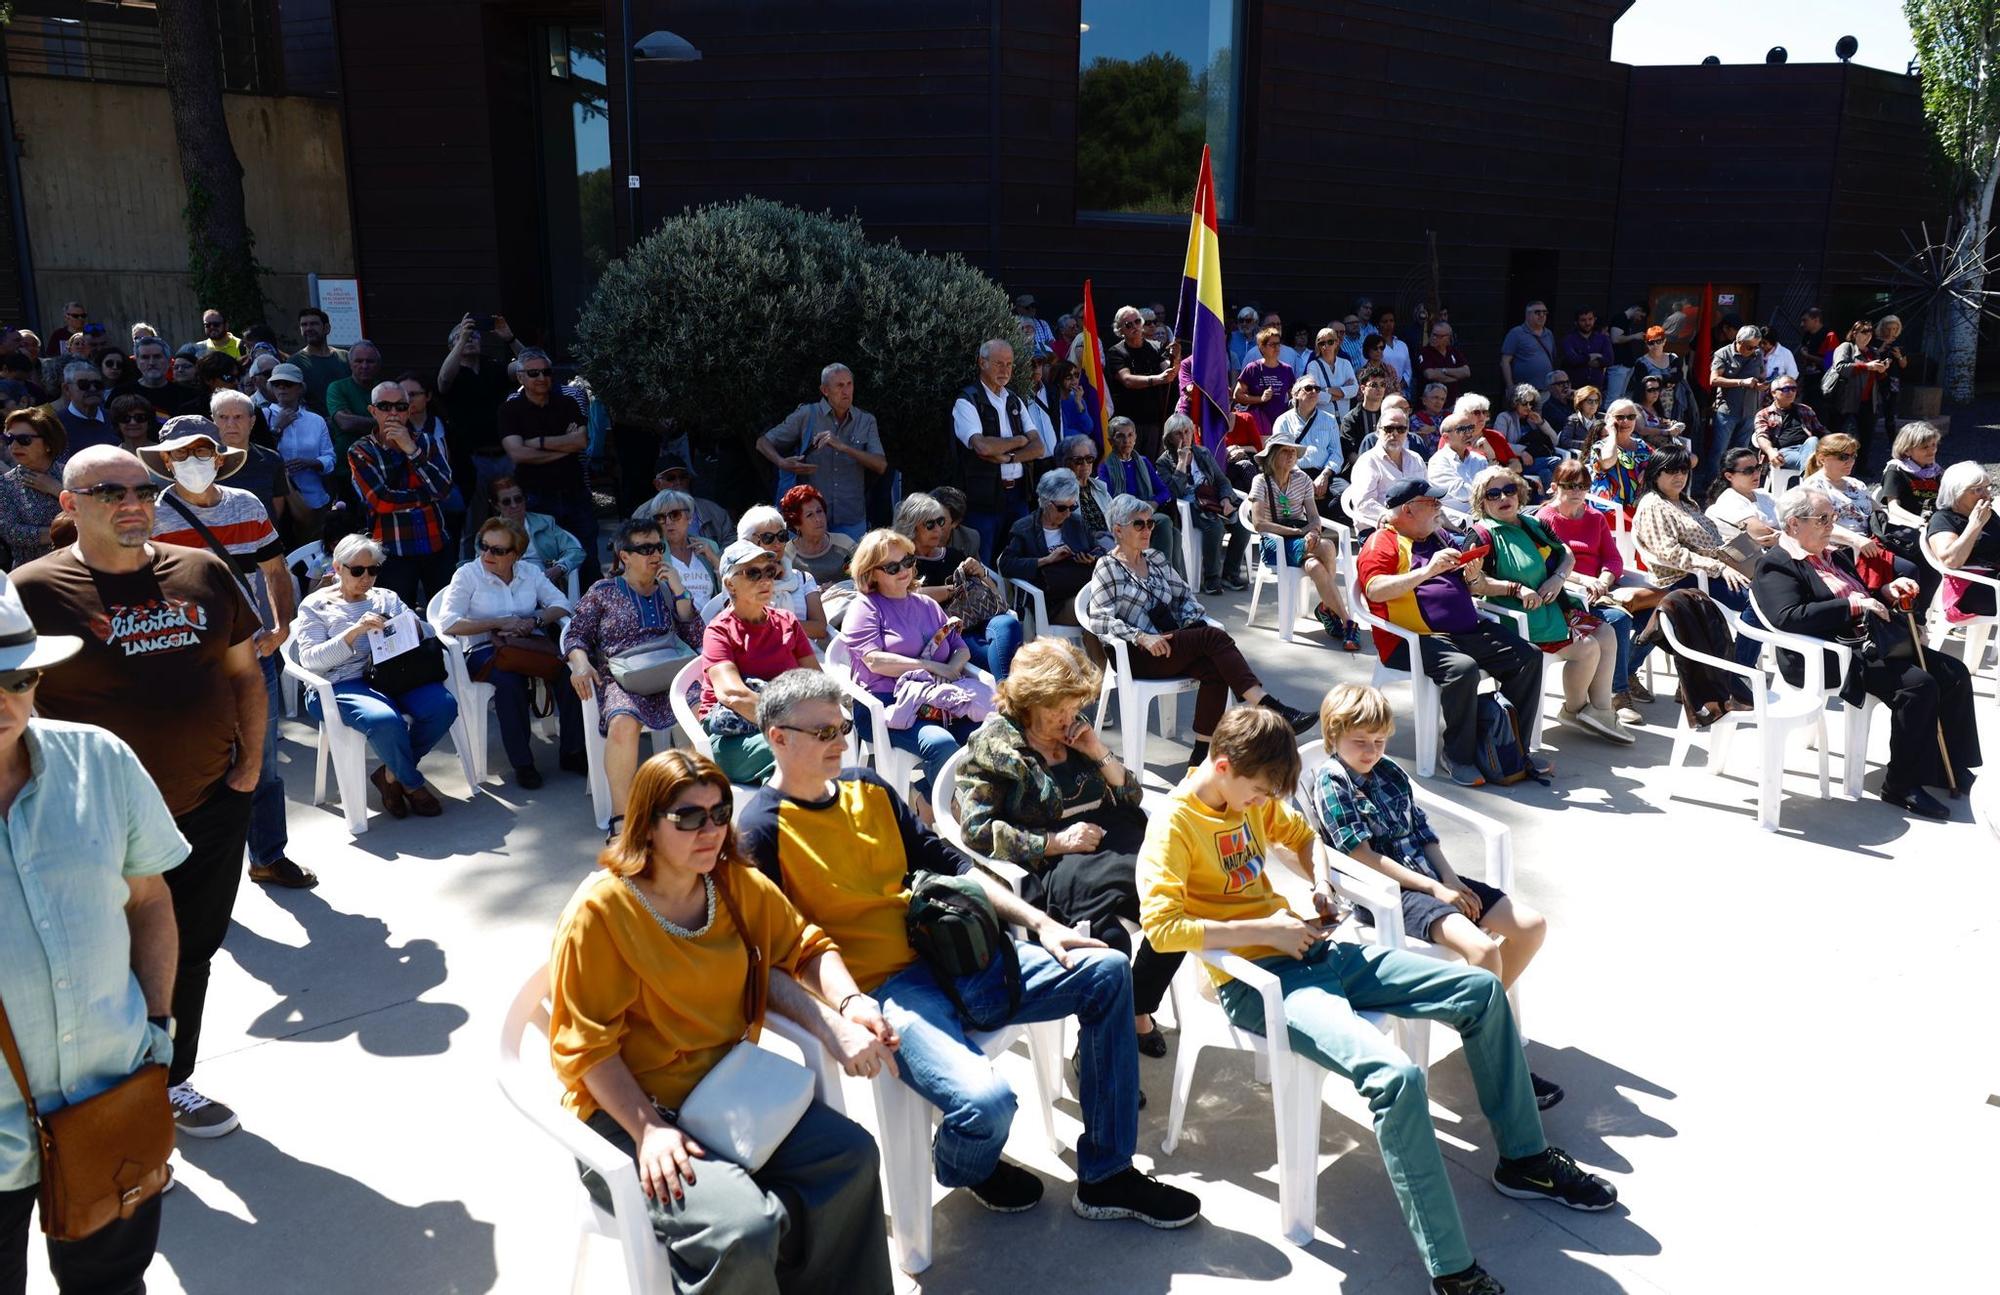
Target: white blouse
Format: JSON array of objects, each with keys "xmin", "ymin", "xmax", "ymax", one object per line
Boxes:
[{"xmin": 435, "ymin": 559, "xmax": 570, "ymax": 650}]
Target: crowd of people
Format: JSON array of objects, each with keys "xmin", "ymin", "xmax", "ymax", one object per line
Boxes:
[{"xmin": 0, "ymin": 287, "xmax": 1986, "ymax": 1295}]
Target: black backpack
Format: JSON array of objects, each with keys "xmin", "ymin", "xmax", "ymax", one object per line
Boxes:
[{"xmin": 905, "ymin": 874, "xmax": 1021, "ymax": 1031}]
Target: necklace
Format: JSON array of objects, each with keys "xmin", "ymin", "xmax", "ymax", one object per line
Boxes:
[{"xmin": 622, "ymin": 873, "xmax": 715, "ymax": 939}]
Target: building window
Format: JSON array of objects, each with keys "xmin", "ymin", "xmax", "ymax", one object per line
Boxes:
[{"xmin": 1076, "ymin": 0, "xmax": 1245, "ymax": 220}]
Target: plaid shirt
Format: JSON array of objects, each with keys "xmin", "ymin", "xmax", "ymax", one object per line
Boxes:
[
  {"xmin": 1309, "ymin": 755, "xmax": 1439, "ymax": 881},
  {"xmin": 1752, "ymin": 399, "xmax": 1826, "ymax": 448},
  {"xmin": 1082, "ymin": 548, "xmax": 1204, "ymax": 643},
  {"xmin": 349, "ymin": 433, "xmax": 454, "ymax": 557}
]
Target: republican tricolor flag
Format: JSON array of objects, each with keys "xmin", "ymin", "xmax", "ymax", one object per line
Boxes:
[
  {"xmin": 1077, "ymin": 281, "xmax": 1113, "ymax": 451},
  {"xmin": 1174, "ymin": 145, "xmax": 1229, "ymax": 453}
]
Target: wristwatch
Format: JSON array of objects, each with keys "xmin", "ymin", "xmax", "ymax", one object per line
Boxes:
[{"xmin": 148, "ymin": 1014, "xmax": 176, "ymax": 1040}]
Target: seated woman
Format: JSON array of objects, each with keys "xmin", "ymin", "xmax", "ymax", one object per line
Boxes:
[
  {"xmin": 1590, "ymin": 400, "xmax": 1653, "ymax": 516},
  {"xmin": 563, "ymin": 518, "xmax": 705, "ymax": 837},
  {"xmin": 647, "ymin": 488, "xmax": 722, "ymax": 617},
  {"xmin": 1082, "ymin": 494, "xmax": 1317, "ymax": 773},
  {"xmin": 1156, "ymin": 412, "xmax": 1247, "ymax": 594},
  {"xmin": 1307, "ymin": 683, "xmax": 1561, "ymax": 1107},
  {"xmin": 893, "ymin": 491, "xmax": 1023, "ymax": 680},
  {"xmin": 1411, "ymin": 382, "xmax": 1450, "ymax": 438},
  {"xmin": 1556, "ymin": 385, "xmax": 1602, "ymax": 454},
  {"xmin": 1536, "ymin": 459, "xmax": 1649, "ymax": 721},
  {"xmin": 1097, "ymin": 416, "xmax": 1184, "ymax": 566},
  {"xmin": 294, "ymin": 533, "xmax": 461, "ymax": 818},
  {"xmin": 1493, "ymin": 384, "xmax": 1564, "ymax": 487},
  {"xmin": 956, "ymin": 639, "xmax": 1182, "ymax": 1055},
  {"xmin": 0, "ymin": 406, "xmax": 66, "ymax": 568},
  {"xmin": 1631, "ymin": 447, "xmax": 1762, "ymax": 671},
  {"xmin": 1344, "ymin": 410, "xmax": 1430, "ymax": 533},
  {"xmin": 437, "ymin": 515, "xmax": 582, "ymax": 788},
  {"xmin": 490, "ymin": 474, "xmax": 587, "ymax": 593},
  {"xmin": 1801, "ymin": 433, "xmax": 1875, "ymax": 536},
  {"xmin": 1000, "ymin": 468, "xmax": 1106, "ymax": 625},
  {"xmin": 1249, "ymin": 430, "xmax": 1357, "ymax": 649},
  {"xmin": 839, "ymin": 528, "xmax": 986, "ymax": 816},
  {"xmin": 1926, "ymin": 460, "xmax": 2000, "ymax": 621},
  {"xmin": 928, "ymin": 486, "xmax": 985, "ymax": 562},
  {"xmin": 734, "ymin": 505, "xmax": 828, "ymax": 641},
  {"xmin": 1465, "ymin": 465, "xmax": 1633, "ymax": 745},
  {"xmin": 699, "ymin": 541, "xmax": 821, "ymax": 787},
  {"xmin": 548, "ymin": 750, "xmax": 894, "ymax": 1295},
  {"xmin": 1633, "ymin": 374, "xmax": 1689, "ymax": 453},
  {"xmin": 1704, "ymin": 448, "xmax": 1782, "ymax": 553},
  {"xmin": 780, "ymin": 484, "xmax": 855, "ymax": 588},
  {"xmin": 1758, "ymin": 487, "xmax": 1981, "ymax": 820}
]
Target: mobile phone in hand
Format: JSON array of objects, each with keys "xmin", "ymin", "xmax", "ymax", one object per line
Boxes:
[{"xmin": 1455, "ymin": 543, "xmax": 1492, "ymax": 564}]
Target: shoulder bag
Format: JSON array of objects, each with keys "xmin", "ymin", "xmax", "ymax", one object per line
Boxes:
[
  {"xmin": 606, "ymin": 582, "xmax": 694, "ymax": 695},
  {"xmin": 645, "ymin": 869, "xmax": 813, "ymax": 1172},
  {"xmin": 906, "ymin": 873, "xmax": 1022, "ymax": 1032},
  {"xmin": 471, "ymin": 630, "xmax": 566, "ymax": 683},
  {"xmin": 0, "ymin": 992, "xmax": 173, "ymax": 1242}
]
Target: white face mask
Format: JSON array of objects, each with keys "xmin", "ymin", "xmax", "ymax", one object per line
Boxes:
[{"xmin": 171, "ymin": 457, "xmax": 218, "ymax": 492}]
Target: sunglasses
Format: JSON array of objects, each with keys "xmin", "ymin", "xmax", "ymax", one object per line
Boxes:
[
  {"xmin": 116, "ymin": 412, "xmax": 151, "ymax": 425},
  {"xmin": 4, "ymin": 433, "xmax": 38, "ymax": 448},
  {"xmin": 1482, "ymin": 482, "xmax": 1521, "ymax": 500},
  {"xmin": 520, "ymin": 367, "xmax": 553, "ymax": 379},
  {"xmin": 1066, "ymin": 456, "xmax": 1097, "ymax": 467},
  {"xmin": 777, "ymin": 718, "xmax": 856, "ymax": 742},
  {"xmin": 919, "ymin": 517, "xmax": 949, "ymax": 530},
  {"xmin": 1297, "ymin": 384, "xmax": 1320, "ymax": 392},
  {"xmin": 873, "ymin": 556, "xmax": 916, "ymax": 576},
  {"xmin": 372, "ymin": 400, "xmax": 410, "ymax": 412},
  {"xmin": 1050, "ymin": 502, "xmax": 1076, "ymax": 514},
  {"xmin": 656, "ymin": 802, "xmax": 731, "ymax": 832},
  {"xmin": 738, "ymin": 565, "xmax": 784, "ymax": 582},
  {"xmin": 74, "ymin": 482, "xmax": 160, "ymax": 503},
  {"xmin": 72, "ymin": 379, "xmax": 104, "ymax": 391},
  {"xmin": 344, "ymin": 563, "xmax": 382, "ymax": 577},
  {"xmin": 1610, "ymin": 413, "xmax": 1637, "ymax": 421},
  {"xmin": 664, "ymin": 508, "xmax": 689, "ymax": 520},
  {"xmin": 0, "ymin": 670, "xmax": 42, "ymax": 695},
  {"xmin": 1124, "ymin": 517, "xmax": 1157, "ymax": 530},
  {"xmin": 751, "ymin": 528, "xmax": 793, "ymax": 546},
  {"xmin": 477, "ymin": 542, "xmax": 517, "ymax": 557},
  {"xmin": 621, "ymin": 542, "xmax": 665, "ymax": 555},
  {"xmin": 495, "ymin": 494, "xmax": 525, "ymax": 506},
  {"xmin": 1773, "ymin": 386, "xmax": 1798, "ymax": 393}
]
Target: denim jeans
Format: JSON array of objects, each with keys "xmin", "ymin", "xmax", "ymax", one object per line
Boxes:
[
  {"xmin": 964, "ymin": 612, "xmax": 1024, "ymax": 680},
  {"xmin": 466, "ymin": 645, "xmax": 583, "ymax": 771},
  {"xmin": 967, "ymin": 491, "xmax": 1032, "ymax": 563},
  {"xmin": 1217, "ymin": 940, "xmax": 1544, "ymax": 1278},
  {"xmin": 1705, "ymin": 408, "xmax": 1751, "ymax": 481},
  {"xmin": 248, "ymin": 651, "xmax": 289, "ymax": 866},
  {"xmin": 305, "ymin": 678, "xmax": 459, "ymax": 789},
  {"xmin": 1597, "ymin": 602, "xmax": 1634, "ymax": 693},
  {"xmin": 1775, "ymin": 438, "xmax": 1818, "ymax": 472},
  {"xmin": 884, "ymin": 713, "xmax": 974, "ymax": 796},
  {"xmin": 877, "ymin": 941, "xmax": 1138, "ymax": 1186}
]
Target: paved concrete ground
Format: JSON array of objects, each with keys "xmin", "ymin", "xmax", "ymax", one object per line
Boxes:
[{"xmin": 23, "ymin": 584, "xmax": 2000, "ymax": 1295}]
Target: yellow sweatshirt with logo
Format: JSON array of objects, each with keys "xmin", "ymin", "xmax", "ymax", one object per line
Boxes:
[{"xmin": 1138, "ymin": 782, "xmax": 1318, "ymax": 985}]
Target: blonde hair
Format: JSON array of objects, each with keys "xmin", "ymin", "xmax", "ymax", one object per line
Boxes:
[
  {"xmin": 1469, "ymin": 464, "xmax": 1529, "ymax": 518},
  {"xmin": 850, "ymin": 527, "xmax": 915, "ymax": 593},
  {"xmin": 1573, "ymin": 385, "xmax": 1602, "ymax": 408},
  {"xmin": 597, "ymin": 750, "xmax": 741, "ymax": 878},
  {"xmin": 993, "ymin": 640, "xmax": 1101, "ymax": 722},
  {"xmin": 1804, "ymin": 432, "xmax": 1859, "ymax": 478},
  {"xmin": 1319, "ymin": 683, "xmax": 1396, "ymax": 745}
]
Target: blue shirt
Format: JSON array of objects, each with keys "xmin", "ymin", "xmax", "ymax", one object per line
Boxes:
[{"xmin": 0, "ymin": 721, "xmax": 187, "ymax": 1190}]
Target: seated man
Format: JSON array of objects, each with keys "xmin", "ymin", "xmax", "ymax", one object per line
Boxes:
[
  {"xmin": 740, "ymin": 669, "xmax": 1200, "ymax": 1229},
  {"xmin": 1356, "ymin": 480, "xmax": 1549, "ymax": 788},
  {"xmin": 1749, "ymin": 377, "xmax": 1826, "ymax": 474},
  {"xmin": 1139, "ymin": 706, "xmax": 1614, "ymax": 1295},
  {"xmin": 1426, "ymin": 412, "xmax": 1490, "ymax": 527}
]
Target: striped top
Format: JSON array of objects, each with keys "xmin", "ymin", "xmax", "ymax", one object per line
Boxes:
[{"xmin": 150, "ymin": 484, "xmax": 283, "ymax": 622}]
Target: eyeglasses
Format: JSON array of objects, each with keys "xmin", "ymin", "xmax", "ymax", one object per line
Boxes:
[
  {"xmin": 344, "ymin": 563, "xmax": 382, "ymax": 577},
  {"xmin": 4, "ymin": 433, "xmax": 38, "ymax": 448},
  {"xmin": 621, "ymin": 542, "xmax": 665, "ymax": 555},
  {"xmin": 1050, "ymin": 502, "xmax": 1076, "ymax": 514},
  {"xmin": 372, "ymin": 400, "xmax": 410, "ymax": 412},
  {"xmin": 477, "ymin": 542, "xmax": 517, "ymax": 557},
  {"xmin": 751, "ymin": 528, "xmax": 793, "ymax": 546},
  {"xmin": 1482, "ymin": 482, "xmax": 1521, "ymax": 500},
  {"xmin": 739, "ymin": 565, "xmax": 783, "ymax": 582},
  {"xmin": 1297, "ymin": 384, "xmax": 1320, "ymax": 393},
  {"xmin": 495, "ymin": 494, "xmax": 525, "ymax": 506},
  {"xmin": 0, "ymin": 670, "xmax": 42, "ymax": 695},
  {"xmin": 777, "ymin": 719, "xmax": 856, "ymax": 742},
  {"xmin": 74, "ymin": 482, "xmax": 159, "ymax": 503},
  {"xmin": 1124, "ymin": 516, "xmax": 1157, "ymax": 530},
  {"xmin": 1801, "ymin": 512, "xmax": 1837, "ymax": 527},
  {"xmin": 72, "ymin": 379, "xmax": 103, "ymax": 392},
  {"xmin": 520, "ymin": 367, "xmax": 553, "ymax": 379},
  {"xmin": 873, "ymin": 556, "xmax": 916, "ymax": 576},
  {"xmin": 166, "ymin": 444, "xmax": 217, "ymax": 461},
  {"xmin": 656, "ymin": 802, "xmax": 731, "ymax": 832}
]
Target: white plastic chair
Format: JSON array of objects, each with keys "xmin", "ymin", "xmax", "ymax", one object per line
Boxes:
[
  {"xmin": 1007, "ymin": 576, "xmax": 1084, "ymax": 648},
  {"xmin": 1658, "ymin": 607, "xmax": 1830, "ymax": 829},
  {"xmin": 1920, "ymin": 536, "xmax": 2000, "ymax": 694},
  {"xmin": 1072, "ymin": 588, "xmax": 1201, "ymax": 774},
  {"xmin": 281, "ymin": 541, "xmax": 332, "ymax": 718},
  {"xmin": 496, "ymin": 963, "xmax": 839, "ymax": 1295},
  {"xmin": 1345, "ymin": 563, "xmax": 1442, "ymax": 777},
  {"xmin": 823, "ymin": 632, "xmax": 991, "ymax": 802},
  {"xmin": 1177, "ymin": 498, "xmax": 1202, "ymax": 590},
  {"xmin": 579, "ymin": 686, "xmax": 675, "ymax": 832},
  {"xmin": 426, "ymin": 589, "xmax": 499, "ymax": 786},
  {"xmin": 1746, "ymin": 585, "xmax": 1883, "ymax": 799},
  {"xmin": 1240, "ymin": 497, "xmax": 1350, "ymax": 643}
]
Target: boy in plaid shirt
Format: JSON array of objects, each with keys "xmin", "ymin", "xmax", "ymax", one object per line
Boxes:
[{"xmin": 1306, "ymin": 683, "xmax": 1561, "ymax": 1110}]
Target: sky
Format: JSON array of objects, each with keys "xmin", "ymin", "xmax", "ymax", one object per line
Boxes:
[{"xmin": 1613, "ymin": 0, "xmax": 1917, "ymax": 74}]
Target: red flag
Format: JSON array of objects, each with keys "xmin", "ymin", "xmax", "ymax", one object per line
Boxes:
[
  {"xmin": 1695, "ymin": 283, "xmax": 1716, "ymax": 388},
  {"xmin": 1077, "ymin": 280, "xmax": 1112, "ymax": 454}
]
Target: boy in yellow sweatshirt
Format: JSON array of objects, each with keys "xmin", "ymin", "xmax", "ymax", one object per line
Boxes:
[{"xmin": 1137, "ymin": 705, "xmax": 1617, "ymax": 1295}]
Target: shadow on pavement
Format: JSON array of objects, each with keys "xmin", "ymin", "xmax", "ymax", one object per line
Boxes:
[{"xmin": 163, "ymin": 1129, "xmax": 498, "ymax": 1294}]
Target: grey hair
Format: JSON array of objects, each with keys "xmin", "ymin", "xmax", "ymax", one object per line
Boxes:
[
  {"xmin": 819, "ymin": 362, "xmax": 851, "ymax": 385},
  {"xmin": 1107, "ymin": 493, "xmax": 1155, "ymax": 528},
  {"xmin": 1056, "ymin": 315, "xmax": 1076, "ymax": 331},
  {"xmin": 1036, "ymin": 468, "xmax": 1081, "ymax": 504},
  {"xmin": 518, "ymin": 347, "xmax": 552, "ymax": 367},
  {"xmin": 249, "ymin": 353, "xmax": 278, "ymax": 375},
  {"xmin": 737, "ymin": 504, "xmax": 785, "ymax": 539},
  {"xmin": 1113, "ymin": 306, "xmax": 1142, "ymax": 329},
  {"xmin": 1453, "ymin": 392, "xmax": 1491, "ymax": 416},
  {"xmin": 332, "ymin": 533, "xmax": 386, "ymax": 568},
  {"xmin": 1775, "ymin": 486, "xmax": 1833, "ymax": 529},
  {"xmin": 1510, "ymin": 383, "xmax": 1540, "ymax": 408},
  {"xmin": 209, "ymin": 388, "xmax": 253, "ymax": 415},
  {"xmin": 893, "ymin": 491, "xmax": 948, "ymax": 539},
  {"xmin": 1938, "ymin": 461, "xmax": 1994, "ymax": 512},
  {"xmin": 63, "ymin": 361, "xmax": 96, "ymax": 384},
  {"xmin": 1440, "ymin": 412, "xmax": 1474, "ymax": 437},
  {"xmin": 1892, "ymin": 421, "xmax": 1943, "ymax": 460},
  {"xmin": 134, "ymin": 336, "xmax": 167, "ymax": 357},
  {"xmin": 1422, "ymin": 382, "xmax": 1448, "ymax": 400},
  {"xmin": 370, "ymin": 380, "xmax": 403, "ymax": 403},
  {"xmin": 1162, "ymin": 411, "xmax": 1197, "ymax": 448},
  {"xmin": 1107, "ymin": 415, "xmax": 1136, "ymax": 437},
  {"xmin": 1606, "ymin": 398, "xmax": 1640, "ymax": 420},
  {"xmin": 1292, "ymin": 376, "xmax": 1322, "ymax": 400},
  {"xmin": 757, "ymin": 667, "xmax": 846, "ymax": 735},
  {"xmin": 645, "ymin": 488, "xmax": 695, "ymax": 521},
  {"xmin": 348, "ymin": 338, "xmax": 380, "ymax": 357},
  {"xmin": 1059, "ymin": 433, "xmax": 1098, "ymax": 462},
  {"xmin": 977, "ymin": 337, "xmax": 1014, "ymax": 362}
]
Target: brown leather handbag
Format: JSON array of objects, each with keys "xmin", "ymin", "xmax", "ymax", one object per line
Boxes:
[
  {"xmin": 0, "ymin": 994, "xmax": 174, "ymax": 1242},
  {"xmin": 471, "ymin": 630, "xmax": 566, "ymax": 682}
]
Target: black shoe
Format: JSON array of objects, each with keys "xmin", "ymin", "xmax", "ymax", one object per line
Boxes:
[
  {"xmin": 1433, "ymin": 1263, "xmax": 1505, "ymax": 1295},
  {"xmin": 1883, "ymin": 786, "xmax": 1950, "ymax": 820},
  {"xmin": 967, "ymin": 1160, "xmax": 1044, "ymax": 1213},
  {"xmin": 1136, "ymin": 1025, "xmax": 1168, "ymax": 1059},
  {"xmin": 515, "ymin": 765, "xmax": 543, "ymax": 790},
  {"xmin": 559, "ymin": 750, "xmax": 588, "ymax": 774},
  {"xmin": 1531, "ymin": 1073, "xmax": 1564, "ymax": 1111},
  {"xmin": 1071, "ymin": 1167, "xmax": 1200, "ymax": 1228},
  {"xmin": 1201, "ymin": 580, "xmax": 1223, "ymax": 596},
  {"xmin": 1221, "ymin": 574, "xmax": 1248, "ymax": 592},
  {"xmin": 1259, "ymin": 694, "xmax": 1317, "ymax": 735},
  {"xmin": 249, "ymin": 857, "xmax": 318, "ymax": 889},
  {"xmin": 1492, "ymin": 1146, "xmax": 1616, "ymax": 1211}
]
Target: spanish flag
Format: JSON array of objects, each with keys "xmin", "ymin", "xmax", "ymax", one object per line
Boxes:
[
  {"xmin": 1174, "ymin": 145, "xmax": 1229, "ymax": 453},
  {"xmin": 1077, "ymin": 280, "xmax": 1113, "ymax": 453}
]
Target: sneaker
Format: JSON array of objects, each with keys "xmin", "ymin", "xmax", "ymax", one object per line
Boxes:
[
  {"xmin": 1221, "ymin": 574, "xmax": 1248, "ymax": 592},
  {"xmin": 1314, "ymin": 603, "xmax": 1343, "ymax": 638},
  {"xmin": 1201, "ymin": 581, "xmax": 1223, "ymax": 596},
  {"xmin": 514, "ymin": 765, "xmax": 543, "ymax": 790},
  {"xmin": 248, "ymin": 857, "xmax": 318, "ymax": 889},
  {"xmin": 1258, "ymin": 695, "xmax": 1317, "ymax": 734},
  {"xmin": 1624, "ymin": 676, "xmax": 1655, "ymax": 704},
  {"xmin": 1071, "ymin": 1167, "xmax": 1200, "ymax": 1228},
  {"xmin": 1433, "ymin": 1264, "xmax": 1505, "ymax": 1295},
  {"xmin": 1584, "ymin": 706, "xmax": 1635, "ymax": 744},
  {"xmin": 1531, "ymin": 1073, "xmax": 1565, "ymax": 1110},
  {"xmin": 1610, "ymin": 693, "xmax": 1645, "ymax": 726},
  {"xmin": 1342, "ymin": 620, "xmax": 1362, "ymax": 652},
  {"xmin": 1491, "ymin": 1146, "xmax": 1616, "ymax": 1211},
  {"xmin": 168, "ymin": 1083, "xmax": 240, "ymax": 1139},
  {"xmin": 967, "ymin": 1160, "xmax": 1044, "ymax": 1213},
  {"xmin": 1527, "ymin": 753, "xmax": 1554, "ymax": 779},
  {"xmin": 1449, "ymin": 762, "xmax": 1487, "ymax": 788},
  {"xmin": 1561, "ymin": 705, "xmax": 1633, "ymax": 746}
]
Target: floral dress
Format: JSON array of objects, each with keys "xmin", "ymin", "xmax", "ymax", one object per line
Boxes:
[
  {"xmin": 560, "ymin": 576, "xmax": 703, "ymax": 733},
  {"xmin": 0, "ymin": 466, "xmax": 62, "ymax": 569},
  {"xmin": 1590, "ymin": 435, "xmax": 1652, "ymax": 512}
]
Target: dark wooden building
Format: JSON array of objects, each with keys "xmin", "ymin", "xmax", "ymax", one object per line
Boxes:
[{"xmin": 330, "ymin": 0, "xmax": 1945, "ymax": 374}]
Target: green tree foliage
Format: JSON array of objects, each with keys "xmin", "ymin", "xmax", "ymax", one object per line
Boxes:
[
  {"xmin": 1076, "ymin": 53, "xmax": 1205, "ymax": 214},
  {"xmin": 573, "ymin": 199, "xmax": 1028, "ymax": 489}
]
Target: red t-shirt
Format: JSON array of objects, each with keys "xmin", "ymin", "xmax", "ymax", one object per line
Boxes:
[{"xmin": 698, "ymin": 605, "xmax": 813, "ymax": 715}]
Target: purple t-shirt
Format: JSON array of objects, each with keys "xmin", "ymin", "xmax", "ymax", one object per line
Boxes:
[
  {"xmin": 839, "ymin": 593, "xmax": 966, "ymax": 695},
  {"xmin": 1238, "ymin": 360, "xmax": 1295, "ymax": 441}
]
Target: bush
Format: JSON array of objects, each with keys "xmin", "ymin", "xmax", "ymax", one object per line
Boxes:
[{"xmin": 574, "ymin": 199, "xmax": 1030, "ymax": 495}]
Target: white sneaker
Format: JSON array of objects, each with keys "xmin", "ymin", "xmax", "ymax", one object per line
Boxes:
[
  {"xmin": 1562, "ymin": 705, "xmax": 1635, "ymax": 745},
  {"xmin": 167, "ymin": 1082, "xmax": 240, "ymax": 1138}
]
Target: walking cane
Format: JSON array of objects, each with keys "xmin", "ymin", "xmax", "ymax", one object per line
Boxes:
[{"xmin": 1902, "ymin": 599, "xmax": 1961, "ymax": 799}]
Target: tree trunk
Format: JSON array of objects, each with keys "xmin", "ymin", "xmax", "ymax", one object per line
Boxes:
[{"xmin": 156, "ymin": 0, "xmax": 266, "ymax": 332}]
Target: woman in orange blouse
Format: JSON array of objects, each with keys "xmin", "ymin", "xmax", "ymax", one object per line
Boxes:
[{"xmin": 549, "ymin": 750, "xmax": 895, "ymax": 1293}]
